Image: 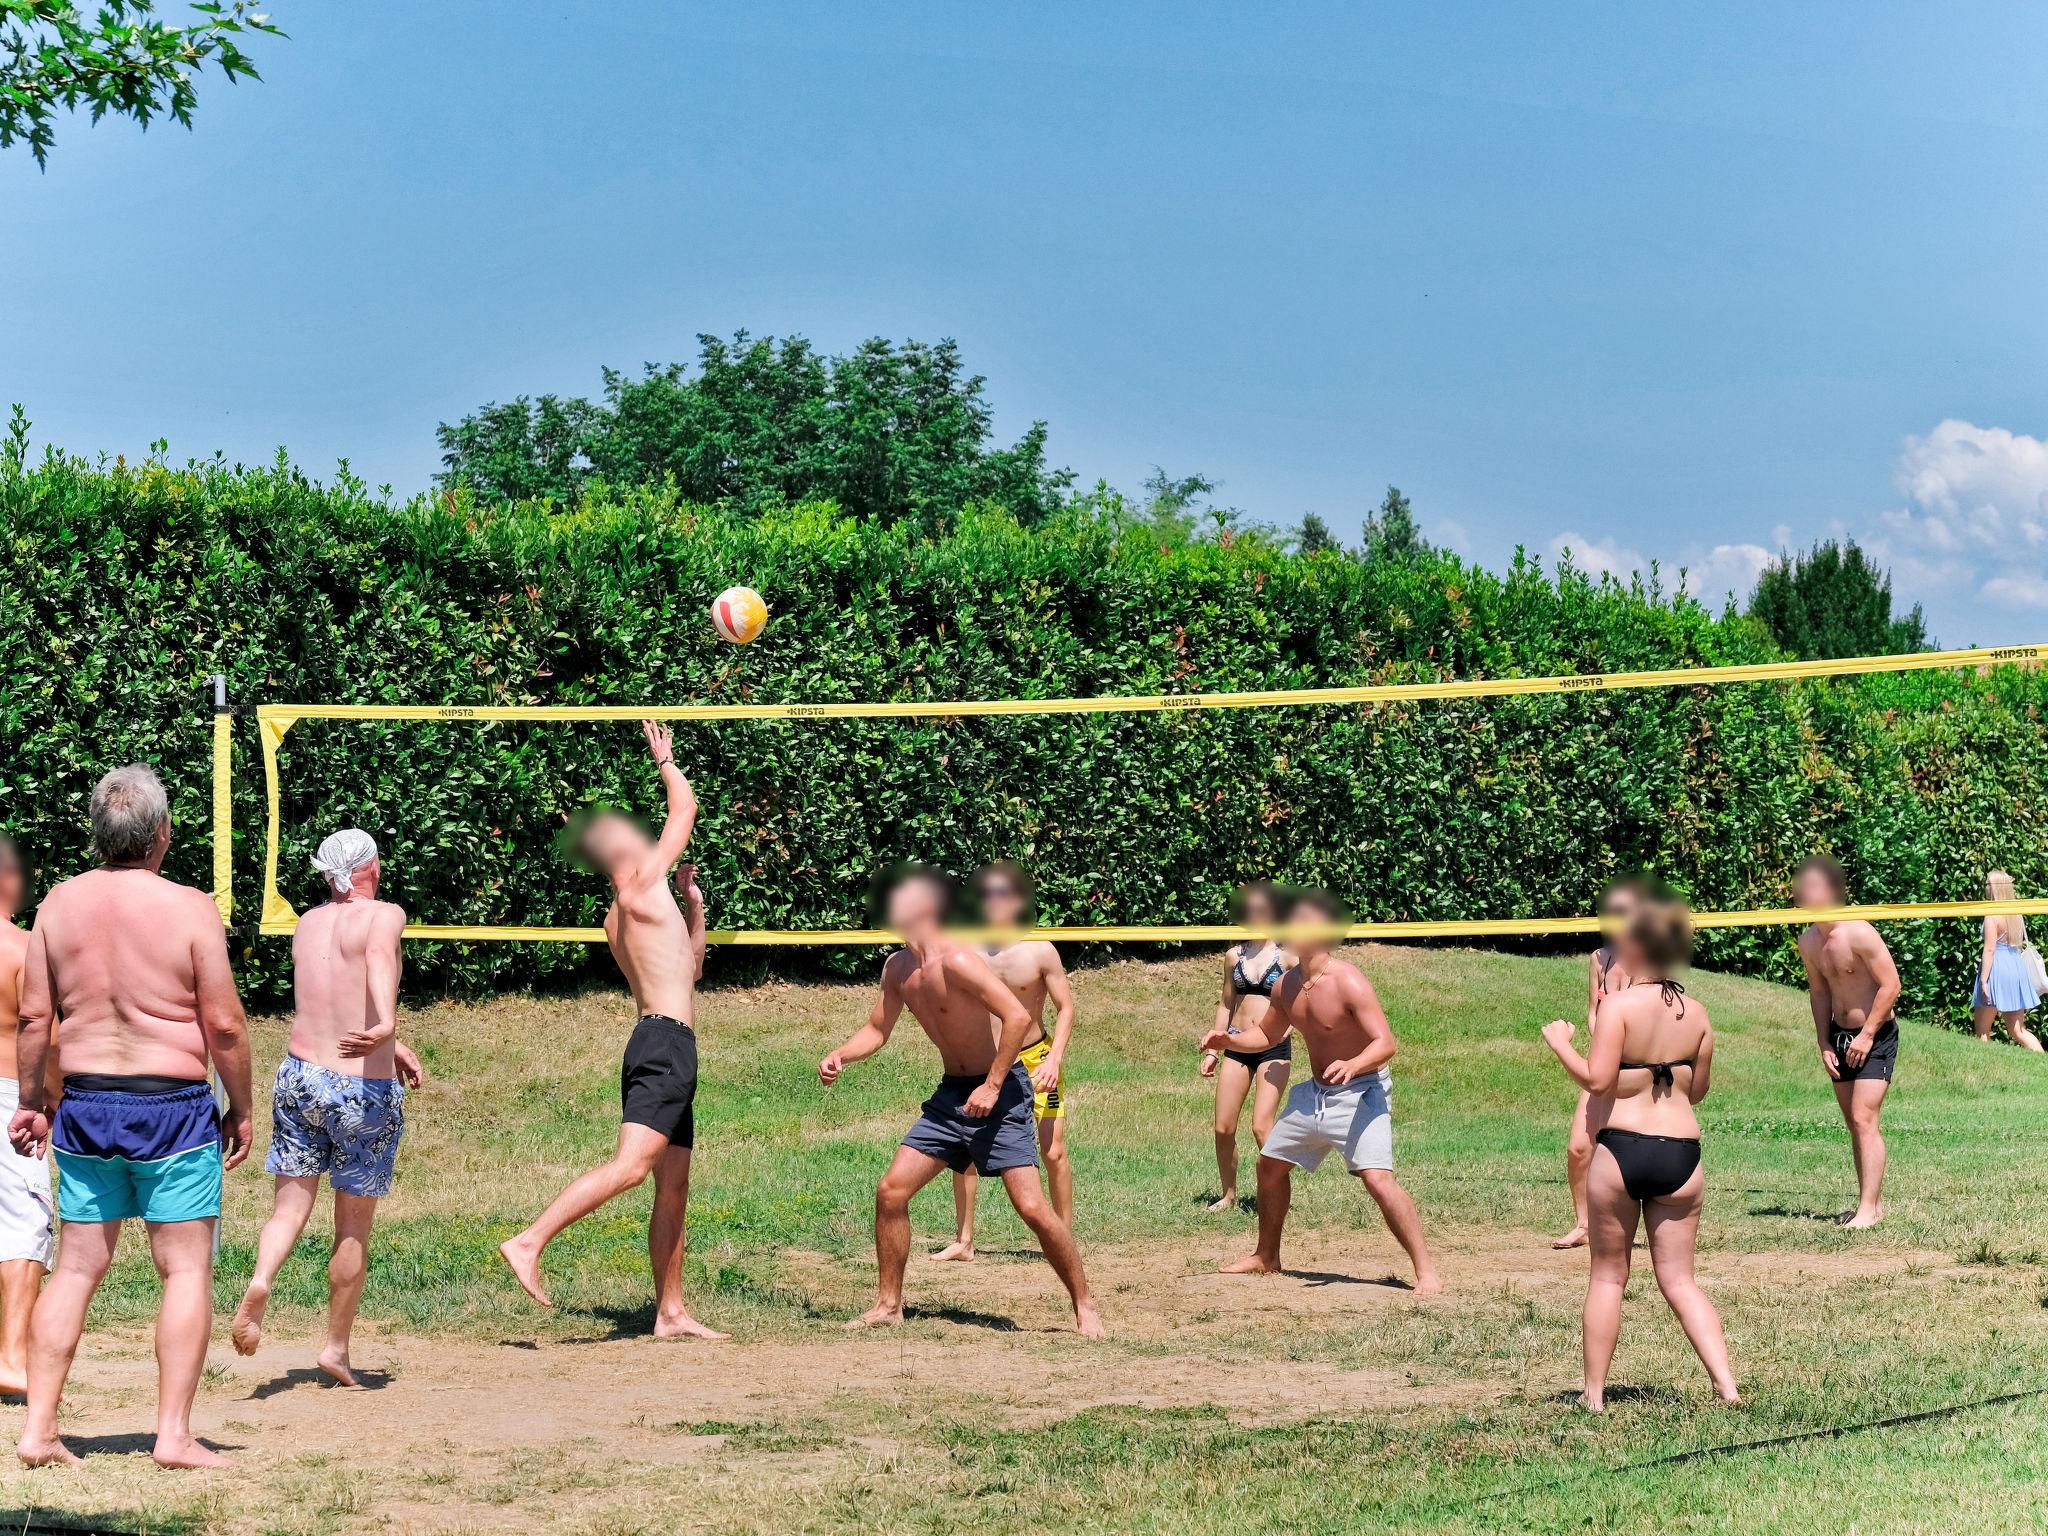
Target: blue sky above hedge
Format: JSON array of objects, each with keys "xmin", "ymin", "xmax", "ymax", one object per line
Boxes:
[{"xmin": 5, "ymin": 1, "xmax": 2045, "ymax": 642}]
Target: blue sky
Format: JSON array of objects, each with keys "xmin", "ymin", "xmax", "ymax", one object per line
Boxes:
[{"xmin": 5, "ymin": 2, "xmax": 2046, "ymax": 641}]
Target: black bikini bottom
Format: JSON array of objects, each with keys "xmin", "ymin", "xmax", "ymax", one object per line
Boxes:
[{"xmin": 1595, "ymin": 1127, "xmax": 1701, "ymax": 1202}]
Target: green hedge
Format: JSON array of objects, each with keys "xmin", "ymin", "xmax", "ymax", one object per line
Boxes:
[{"xmin": 2, "ymin": 452, "xmax": 2044, "ymax": 1021}]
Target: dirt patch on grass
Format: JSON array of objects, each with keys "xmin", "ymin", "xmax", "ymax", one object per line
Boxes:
[{"xmin": 0, "ymin": 1223, "xmax": 1971, "ymax": 1536}]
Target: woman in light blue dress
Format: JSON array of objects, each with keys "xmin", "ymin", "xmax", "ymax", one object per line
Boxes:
[{"xmin": 1972, "ymin": 870, "xmax": 2044, "ymax": 1052}]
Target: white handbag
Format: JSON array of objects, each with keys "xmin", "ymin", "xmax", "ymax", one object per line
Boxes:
[{"xmin": 2023, "ymin": 941, "xmax": 2048, "ymax": 996}]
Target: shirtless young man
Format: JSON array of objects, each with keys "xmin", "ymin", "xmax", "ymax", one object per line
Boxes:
[
  {"xmin": 0, "ymin": 832, "xmax": 54, "ymax": 1396},
  {"xmin": 935, "ymin": 862, "xmax": 1077, "ymax": 1263},
  {"xmin": 820, "ymin": 868, "xmax": 1102, "ymax": 1336},
  {"xmin": 232, "ymin": 830, "xmax": 425, "ymax": 1385},
  {"xmin": 1794, "ymin": 856, "xmax": 1902, "ymax": 1229},
  {"xmin": 499, "ymin": 722, "xmax": 725, "ymax": 1340},
  {"xmin": 1199, "ymin": 891, "xmax": 1442, "ymax": 1294},
  {"xmin": 9, "ymin": 766, "xmax": 255, "ymax": 1469}
]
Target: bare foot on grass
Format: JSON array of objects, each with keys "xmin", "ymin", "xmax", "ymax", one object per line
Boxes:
[
  {"xmin": 152, "ymin": 1435, "xmax": 232, "ymax": 1470},
  {"xmin": 1412, "ymin": 1269, "xmax": 1446, "ymax": 1297},
  {"xmin": 1550, "ymin": 1226, "xmax": 1587, "ymax": 1250},
  {"xmin": 929, "ymin": 1240, "xmax": 976, "ymax": 1263},
  {"xmin": 653, "ymin": 1312, "xmax": 731, "ymax": 1342},
  {"xmin": 17, "ymin": 1436, "xmax": 79, "ymax": 1467},
  {"xmin": 230, "ymin": 1283, "xmax": 269, "ymax": 1356},
  {"xmin": 317, "ymin": 1347, "xmax": 362, "ymax": 1388},
  {"xmin": 843, "ymin": 1303, "xmax": 905, "ymax": 1330},
  {"xmin": 1219, "ymin": 1254, "xmax": 1280, "ymax": 1275},
  {"xmin": 1205, "ymin": 1194, "xmax": 1238, "ymax": 1213},
  {"xmin": 1074, "ymin": 1300, "xmax": 1105, "ymax": 1338},
  {"xmin": 1842, "ymin": 1207, "xmax": 1883, "ymax": 1230},
  {"xmin": 498, "ymin": 1236, "xmax": 553, "ymax": 1306}
]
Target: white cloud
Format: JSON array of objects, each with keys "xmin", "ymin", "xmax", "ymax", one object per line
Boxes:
[
  {"xmin": 1678, "ymin": 543, "xmax": 1774, "ymax": 606},
  {"xmin": 1544, "ymin": 530, "xmax": 1770, "ymax": 606},
  {"xmin": 1542, "ymin": 420, "xmax": 2048, "ymax": 640},
  {"xmin": 1860, "ymin": 419, "xmax": 2048, "ymax": 629},
  {"xmin": 1547, "ymin": 530, "xmax": 1646, "ymax": 582}
]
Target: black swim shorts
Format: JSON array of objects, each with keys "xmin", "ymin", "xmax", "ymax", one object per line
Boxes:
[
  {"xmin": 621, "ymin": 1014, "xmax": 698, "ymax": 1146},
  {"xmin": 1830, "ymin": 1015, "xmax": 1898, "ymax": 1084}
]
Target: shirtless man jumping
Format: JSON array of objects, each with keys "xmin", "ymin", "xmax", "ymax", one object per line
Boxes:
[
  {"xmin": 232, "ymin": 830, "xmax": 424, "ymax": 1385},
  {"xmin": 499, "ymin": 723, "xmax": 725, "ymax": 1340},
  {"xmin": 10, "ymin": 765, "xmax": 255, "ymax": 1469},
  {"xmin": 820, "ymin": 868, "xmax": 1101, "ymax": 1336},
  {"xmin": 1794, "ymin": 856, "xmax": 1901, "ymax": 1229},
  {"xmin": 1199, "ymin": 891, "xmax": 1442, "ymax": 1294},
  {"xmin": 0, "ymin": 832, "xmax": 54, "ymax": 1396},
  {"xmin": 935, "ymin": 862, "xmax": 1077, "ymax": 1263}
]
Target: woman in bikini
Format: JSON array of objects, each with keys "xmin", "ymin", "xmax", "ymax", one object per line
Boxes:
[
  {"xmin": 1554, "ymin": 880, "xmax": 1641, "ymax": 1249},
  {"xmin": 1198, "ymin": 882, "xmax": 1294, "ymax": 1212},
  {"xmin": 1541, "ymin": 890, "xmax": 1738, "ymax": 1412}
]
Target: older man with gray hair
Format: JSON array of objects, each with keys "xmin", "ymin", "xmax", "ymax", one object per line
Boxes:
[
  {"xmin": 8, "ymin": 764, "xmax": 254, "ymax": 1470},
  {"xmin": 232, "ymin": 828, "xmax": 420, "ymax": 1387}
]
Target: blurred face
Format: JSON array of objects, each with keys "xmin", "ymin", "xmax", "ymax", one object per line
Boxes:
[
  {"xmin": 978, "ymin": 874, "xmax": 1026, "ymax": 928},
  {"xmin": 886, "ymin": 875, "xmax": 945, "ymax": 935},
  {"xmin": 1240, "ymin": 889, "xmax": 1276, "ymax": 928},
  {"xmin": 0, "ymin": 857, "xmax": 21, "ymax": 920},
  {"xmin": 582, "ymin": 813, "xmax": 649, "ymax": 874},
  {"xmin": 1794, "ymin": 867, "xmax": 1841, "ymax": 910},
  {"xmin": 1287, "ymin": 899, "xmax": 1339, "ymax": 958}
]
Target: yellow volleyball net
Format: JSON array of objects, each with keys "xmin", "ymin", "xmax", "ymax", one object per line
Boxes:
[{"xmin": 226, "ymin": 642, "xmax": 2048, "ymax": 945}]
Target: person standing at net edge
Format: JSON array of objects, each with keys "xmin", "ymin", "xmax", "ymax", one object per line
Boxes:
[
  {"xmin": 10, "ymin": 765, "xmax": 256, "ymax": 1469},
  {"xmin": 1794, "ymin": 856, "xmax": 1902, "ymax": 1229},
  {"xmin": 1971, "ymin": 870, "xmax": 2044, "ymax": 1052},
  {"xmin": 498, "ymin": 722, "xmax": 727, "ymax": 1341}
]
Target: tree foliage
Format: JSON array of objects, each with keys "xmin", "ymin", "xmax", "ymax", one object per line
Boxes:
[
  {"xmin": 1363, "ymin": 485, "xmax": 1431, "ymax": 564},
  {"xmin": 0, "ymin": 448, "xmax": 2034, "ymax": 1025},
  {"xmin": 1745, "ymin": 539, "xmax": 1930, "ymax": 659},
  {"xmin": 436, "ymin": 332, "xmax": 1074, "ymax": 533},
  {"xmin": 0, "ymin": 1, "xmax": 280, "ymax": 167}
]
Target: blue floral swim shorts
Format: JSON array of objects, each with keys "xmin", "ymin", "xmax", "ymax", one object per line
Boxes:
[{"xmin": 265, "ymin": 1055, "xmax": 406, "ymax": 1197}]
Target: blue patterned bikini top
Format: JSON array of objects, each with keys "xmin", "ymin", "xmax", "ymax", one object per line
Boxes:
[{"xmin": 1232, "ymin": 949, "xmax": 1287, "ymax": 997}]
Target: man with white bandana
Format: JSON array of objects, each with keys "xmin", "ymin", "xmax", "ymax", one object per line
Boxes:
[{"xmin": 230, "ymin": 829, "xmax": 422, "ymax": 1387}]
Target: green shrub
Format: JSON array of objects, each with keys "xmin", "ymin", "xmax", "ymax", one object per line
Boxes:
[{"xmin": 1, "ymin": 451, "xmax": 2042, "ymax": 1023}]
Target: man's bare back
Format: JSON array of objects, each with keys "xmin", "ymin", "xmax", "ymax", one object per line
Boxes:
[
  {"xmin": 1798, "ymin": 921, "xmax": 1889, "ymax": 1029},
  {"xmin": 891, "ymin": 940, "xmax": 1018, "ymax": 1075},
  {"xmin": 0, "ymin": 922, "xmax": 29, "ymax": 1085},
  {"xmin": 289, "ymin": 898, "xmax": 408, "ymax": 1077},
  {"xmin": 30, "ymin": 869, "xmax": 222, "ymax": 1080}
]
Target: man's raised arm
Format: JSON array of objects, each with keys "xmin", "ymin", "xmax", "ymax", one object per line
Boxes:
[
  {"xmin": 641, "ymin": 720, "xmax": 698, "ymax": 876},
  {"xmin": 192, "ymin": 901, "xmax": 255, "ymax": 1170}
]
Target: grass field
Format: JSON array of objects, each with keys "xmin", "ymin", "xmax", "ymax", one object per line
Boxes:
[{"xmin": 6, "ymin": 941, "xmax": 2048, "ymax": 1534}]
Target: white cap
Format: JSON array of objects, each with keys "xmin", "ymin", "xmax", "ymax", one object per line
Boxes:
[{"xmin": 311, "ymin": 828, "xmax": 379, "ymax": 894}]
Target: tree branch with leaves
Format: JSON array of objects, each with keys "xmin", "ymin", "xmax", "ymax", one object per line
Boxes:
[{"xmin": 1, "ymin": 1, "xmax": 283, "ymax": 168}]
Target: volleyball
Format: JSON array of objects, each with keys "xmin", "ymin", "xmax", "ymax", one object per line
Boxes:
[{"xmin": 711, "ymin": 585, "xmax": 768, "ymax": 644}]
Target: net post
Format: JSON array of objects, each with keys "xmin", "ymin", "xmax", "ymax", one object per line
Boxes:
[{"xmin": 208, "ymin": 675, "xmax": 232, "ymax": 925}]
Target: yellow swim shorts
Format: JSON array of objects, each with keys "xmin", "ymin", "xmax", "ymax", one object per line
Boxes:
[{"xmin": 1018, "ymin": 1035, "xmax": 1064, "ymax": 1120}]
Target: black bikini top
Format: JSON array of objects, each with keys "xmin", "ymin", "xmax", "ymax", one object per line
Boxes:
[
  {"xmin": 1617, "ymin": 979, "xmax": 1694, "ymax": 1087},
  {"xmin": 1232, "ymin": 949, "xmax": 1287, "ymax": 997}
]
